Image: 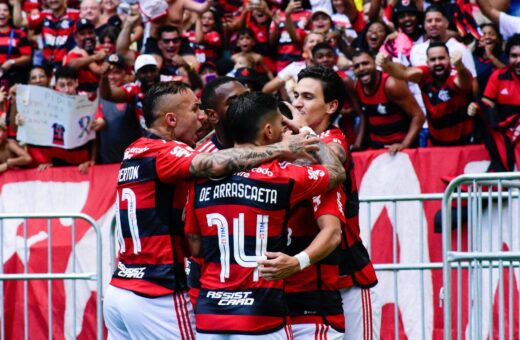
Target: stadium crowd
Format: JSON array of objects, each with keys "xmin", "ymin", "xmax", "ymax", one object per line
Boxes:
[{"xmin": 0, "ymin": 0, "xmax": 519, "ymax": 338}]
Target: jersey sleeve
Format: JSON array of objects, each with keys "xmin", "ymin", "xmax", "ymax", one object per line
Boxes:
[
  {"xmin": 156, "ymin": 142, "xmax": 199, "ymax": 184},
  {"xmin": 286, "ymin": 163, "xmax": 330, "ymax": 205},
  {"xmin": 483, "ymin": 69, "xmax": 500, "ymax": 102},
  {"xmin": 312, "ymin": 186, "xmax": 347, "ymax": 224},
  {"xmin": 27, "ymin": 12, "xmax": 44, "ymax": 30},
  {"xmin": 121, "ymin": 83, "xmax": 139, "ymax": 102},
  {"xmin": 416, "ymin": 65, "xmax": 430, "ymax": 87}
]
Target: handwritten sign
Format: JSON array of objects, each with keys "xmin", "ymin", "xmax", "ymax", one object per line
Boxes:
[{"xmin": 16, "ymin": 85, "xmax": 98, "ymax": 149}]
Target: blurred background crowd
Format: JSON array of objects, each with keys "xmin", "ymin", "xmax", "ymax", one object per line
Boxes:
[{"xmin": 0, "ymin": 0, "xmax": 519, "ymax": 174}]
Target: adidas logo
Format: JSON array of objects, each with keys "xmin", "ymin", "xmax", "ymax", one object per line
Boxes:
[{"xmin": 501, "ymin": 88, "xmax": 509, "ymax": 95}]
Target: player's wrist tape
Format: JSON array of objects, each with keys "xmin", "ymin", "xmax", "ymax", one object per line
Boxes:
[
  {"xmin": 294, "ymin": 251, "xmax": 310, "ymax": 270},
  {"xmin": 299, "ymin": 126, "xmax": 317, "ymax": 137}
]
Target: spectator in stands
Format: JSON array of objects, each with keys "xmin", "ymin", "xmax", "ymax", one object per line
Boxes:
[
  {"xmin": 13, "ymin": 0, "xmax": 80, "ymax": 67},
  {"xmin": 0, "ymin": 2, "xmax": 32, "ymax": 87},
  {"xmin": 476, "ymin": 0, "xmax": 520, "ymax": 41},
  {"xmin": 356, "ymin": 19, "xmax": 391, "ymax": 55},
  {"xmin": 468, "ymin": 34, "xmax": 520, "ymax": 172},
  {"xmin": 262, "ymin": 31, "xmax": 325, "ymax": 100},
  {"xmin": 473, "ymin": 24, "xmax": 507, "ymax": 96},
  {"xmin": 98, "ymin": 26, "xmax": 120, "ymax": 56},
  {"xmin": 99, "ymin": 54, "xmax": 161, "ymax": 130},
  {"xmin": 94, "ymin": 54, "xmax": 141, "ymax": 164},
  {"xmin": 63, "ymin": 19, "xmax": 106, "ymax": 93},
  {"xmin": 269, "ymin": 0, "xmax": 310, "ymax": 72},
  {"xmin": 115, "ymin": 9, "xmax": 142, "ymax": 66},
  {"xmin": 0, "ymin": 121, "xmax": 31, "ymax": 173},
  {"xmin": 330, "ymin": 0, "xmax": 358, "ymax": 44},
  {"xmin": 79, "ymin": 0, "xmax": 102, "ymax": 36},
  {"xmin": 353, "ymin": 50, "xmax": 424, "ymax": 152},
  {"xmin": 186, "ymin": 8, "xmax": 222, "ymax": 64},
  {"xmin": 25, "ymin": 66, "xmax": 96, "ymax": 173},
  {"xmin": 409, "ymin": 6, "xmax": 477, "ymax": 79},
  {"xmin": 377, "ymin": 42, "xmax": 475, "ymax": 146},
  {"xmin": 231, "ymin": 29, "xmax": 273, "ymax": 80}
]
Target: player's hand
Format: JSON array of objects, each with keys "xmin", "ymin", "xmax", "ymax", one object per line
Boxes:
[
  {"xmin": 279, "ymin": 130, "xmax": 320, "ymax": 162},
  {"xmin": 450, "ymin": 51, "xmax": 463, "ymax": 68},
  {"xmin": 467, "ymin": 102, "xmax": 479, "ymax": 117},
  {"xmin": 281, "ymin": 101, "xmax": 306, "ymax": 133},
  {"xmin": 385, "ymin": 143, "xmax": 405, "ymax": 154},
  {"xmin": 375, "ymin": 52, "xmax": 390, "ymax": 69},
  {"xmin": 257, "ymin": 252, "xmax": 300, "ymax": 281}
]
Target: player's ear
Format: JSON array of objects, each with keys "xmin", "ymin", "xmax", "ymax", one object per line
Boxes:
[
  {"xmin": 326, "ymin": 99, "xmax": 338, "ymax": 116},
  {"xmin": 164, "ymin": 112, "xmax": 177, "ymax": 128}
]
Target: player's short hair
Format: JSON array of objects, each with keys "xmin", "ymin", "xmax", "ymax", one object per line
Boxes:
[
  {"xmin": 426, "ymin": 41, "xmax": 450, "ymax": 57},
  {"xmin": 200, "ymin": 76, "xmax": 241, "ymax": 110},
  {"xmin": 54, "ymin": 66, "xmax": 78, "ymax": 81},
  {"xmin": 311, "ymin": 42, "xmax": 336, "ymax": 57},
  {"xmin": 297, "ymin": 65, "xmax": 345, "ymax": 119},
  {"xmin": 143, "ymin": 81, "xmax": 190, "ymax": 128},
  {"xmin": 225, "ymin": 92, "xmax": 279, "ymax": 144},
  {"xmin": 506, "ymin": 34, "xmax": 520, "ymax": 56}
]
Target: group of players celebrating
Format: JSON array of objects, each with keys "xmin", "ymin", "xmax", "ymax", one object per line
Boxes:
[{"xmin": 104, "ymin": 65, "xmax": 380, "ymax": 340}]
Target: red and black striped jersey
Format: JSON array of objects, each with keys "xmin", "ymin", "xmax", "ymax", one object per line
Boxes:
[
  {"xmin": 186, "ymin": 161, "xmax": 332, "ymax": 335},
  {"xmin": 269, "ymin": 10, "xmax": 309, "ymax": 72},
  {"xmin": 185, "ymin": 30, "xmax": 221, "ymax": 63},
  {"xmin": 321, "ymin": 127, "xmax": 377, "ymax": 289},
  {"xmin": 356, "ymin": 72, "xmax": 411, "ymax": 148},
  {"xmin": 0, "ymin": 28, "xmax": 32, "ymax": 64},
  {"xmin": 28, "ymin": 8, "xmax": 80, "ymax": 65},
  {"xmin": 417, "ymin": 65, "xmax": 474, "ymax": 146},
  {"xmin": 483, "ymin": 67, "xmax": 520, "ymax": 128},
  {"xmin": 110, "ymin": 131, "xmax": 198, "ymax": 297}
]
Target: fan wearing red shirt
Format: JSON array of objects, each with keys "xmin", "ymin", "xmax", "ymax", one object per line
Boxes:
[
  {"xmin": 63, "ymin": 18, "xmax": 106, "ymax": 93},
  {"xmin": 13, "ymin": 0, "xmax": 80, "ymax": 67},
  {"xmin": 186, "ymin": 91, "xmax": 345, "ymax": 338},
  {"xmin": 377, "ymin": 42, "xmax": 475, "ymax": 146},
  {"xmin": 103, "ymin": 81, "xmax": 326, "ymax": 339}
]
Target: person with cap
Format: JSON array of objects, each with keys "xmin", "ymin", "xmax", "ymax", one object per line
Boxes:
[
  {"xmin": 231, "ymin": 28, "xmax": 273, "ymax": 81},
  {"xmin": 13, "ymin": 0, "xmax": 80, "ymax": 68},
  {"xmin": 93, "ymin": 54, "xmax": 142, "ymax": 164},
  {"xmin": 232, "ymin": 67, "xmax": 263, "ymax": 91},
  {"xmin": 99, "ymin": 54, "xmax": 161, "ymax": 130},
  {"xmin": 63, "ymin": 18, "xmax": 107, "ymax": 93}
]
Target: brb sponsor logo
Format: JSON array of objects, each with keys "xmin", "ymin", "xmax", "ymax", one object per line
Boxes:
[
  {"xmin": 170, "ymin": 146, "xmax": 193, "ymax": 158},
  {"xmin": 206, "ymin": 291, "xmax": 255, "ymax": 306},
  {"xmin": 307, "ymin": 168, "xmax": 325, "ymax": 180}
]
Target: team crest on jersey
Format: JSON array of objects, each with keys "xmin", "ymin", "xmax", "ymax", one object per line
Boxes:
[
  {"xmin": 61, "ymin": 20, "xmax": 70, "ymax": 29},
  {"xmin": 377, "ymin": 104, "xmax": 387, "ymax": 114},
  {"xmin": 307, "ymin": 167, "xmax": 325, "ymax": 180},
  {"xmin": 438, "ymin": 89, "xmax": 451, "ymax": 102}
]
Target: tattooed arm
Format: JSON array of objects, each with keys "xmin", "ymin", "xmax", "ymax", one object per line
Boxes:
[
  {"xmin": 315, "ymin": 141, "xmax": 346, "ymax": 190},
  {"xmin": 189, "ymin": 131, "xmax": 319, "ymax": 178}
]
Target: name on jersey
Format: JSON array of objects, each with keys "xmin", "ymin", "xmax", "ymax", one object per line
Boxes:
[
  {"xmin": 118, "ymin": 165, "xmax": 140, "ymax": 182},
  {"xmin": 206, "ymin": 291, "xmax": 254, "ymax": 306},
  {"xmin": 116, "ymin": 262, "xmax": 145, "ymax": 279},
  {"xmin": 199, "ymin": 182, "xmax": 278, "ymax": 204},
  {"xmin": 123, "ymin": 146, "xmax": 149, "ymax": 159}
]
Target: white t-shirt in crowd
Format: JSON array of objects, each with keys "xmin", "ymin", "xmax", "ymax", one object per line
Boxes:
[
  {"xmin": 409, "ymin": 37, "xmax": 477, "ymax": 76},
  {"xmin": 499, "ymin": 12, "xmax": 520, "ymax": 40}
]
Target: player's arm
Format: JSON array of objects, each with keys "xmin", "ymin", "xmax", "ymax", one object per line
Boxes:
[
  {"xmin": 384, "ymin": 77, "xmax": 424, "ymax": 153},
  {"xmin": 376, "ymin": 53, "xmax": 424, "ymax": 83},
  {"xmin": 189, "ymin": 131, "xmax": 320, "ymax": 178}
]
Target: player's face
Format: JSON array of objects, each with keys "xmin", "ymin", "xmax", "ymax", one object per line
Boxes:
[
  {"xmin": 213, "ymin": 81, "xmax": 248, "ymax": 121},
  {"xmin": 267, "ymin": 111, "xmax": 284, "ymax": 144},
  {"xmin": 29, "ymin": 68, "xmax": 50, "ymax": 87},
  {"xmin": 366, "ymin": 22, "xmax": 386, "ymax": 50},
  {"xmin": 397, "ymin": 11, "xmax": 418, "ymax": 35},
  {"xmin": 293, "ymin": 78, "xmax": 331, "ymax": 130},
  {"xmin": 427, "ymin": 46, "xmax": 451, "ymax": 80},
  {"xmin": 158, "ymin": 31, "xmax": 182, "ymax": 60},
  {"xmin": 313, "ymin": 48, "xmax": 337, "ymax": 69},
  {"xmin": 509, "ymin": 45, "xmax": 520, "ymax": 76},
  {"xmin": 424, "ymin": 11, "xmax": 448, "ymax": 40},
  {"xmin": 55, "ymin": 78, "xmax": 78, "ymax": 95},
  {"xmin": 352, "ymin": 52, "xmax": 376, "ymax": 86},
  {"xmin": 173, "ymin": 90, "xmax": 207, "ymax": 147},
  {"xmin": 0, "ymin": 4, "xmax": 11, "ymax": 27}
]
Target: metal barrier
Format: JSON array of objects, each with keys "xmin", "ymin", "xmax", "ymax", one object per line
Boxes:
[
  {"xmin": 442, "ymin": 173, "xmax": 520, "ymax": 340},
  {"xmin": 0, "ymin": 213, "xmax": 103, "ymax": 340}
]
